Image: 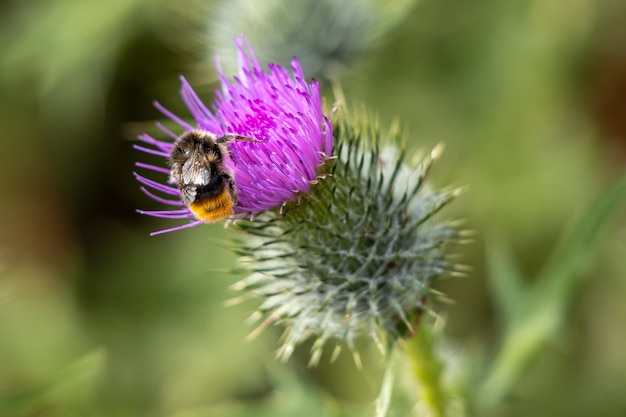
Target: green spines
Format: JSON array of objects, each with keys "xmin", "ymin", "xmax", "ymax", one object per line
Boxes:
[{"xmin": 234, "ymin": 110, "xmax": 459, "ymax": 362}]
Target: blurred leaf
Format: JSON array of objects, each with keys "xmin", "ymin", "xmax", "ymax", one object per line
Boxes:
[
  {"xmin": 1, "ymin": 0, "xmax": 153, "ymax": 94},
  {"xmin": 485, "ymin": 233, "xmax": 528, "ymax": 324},
  {"xmin": 479, "ymin": 172, "xmax": 626, "ymax": 409},
  {"xmin": 0, "ymin": 0, "xmax": 158, "ymax": 145},
  {"xmin": 0, "ymin": 349, "xmax": 105, "ymax": 416},
  {"xmin": 168, "ymin": 365, "xmax": 335, "ymax": 417},
  {"xmin": 538, "ymin": 172, "xmax": 626, "ymax": 301}
]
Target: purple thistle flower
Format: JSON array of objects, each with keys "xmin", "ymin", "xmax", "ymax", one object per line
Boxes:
[{"xmin": 134, "ymin": 36, "xmax": 333, "ymax": 235}]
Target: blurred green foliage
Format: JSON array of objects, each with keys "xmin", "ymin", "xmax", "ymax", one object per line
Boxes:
[{"xmin": 1, "ymin": 0, "xmax": 625, "ymax": 416}]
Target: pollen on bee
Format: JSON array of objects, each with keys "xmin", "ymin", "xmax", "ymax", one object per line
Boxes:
[{"xmin": 188, "ymin": 186, "xmax": 234, "ymax": 223}]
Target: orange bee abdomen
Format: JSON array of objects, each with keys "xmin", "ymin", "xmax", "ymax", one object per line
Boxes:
[{"xmin": 188, "ymin": 186, "xmax": 234, "ymax": 223}]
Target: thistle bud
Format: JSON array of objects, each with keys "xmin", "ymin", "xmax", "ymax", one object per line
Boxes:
[{"xmin": 233, "ymin": 111, "xmax": 460, "ymax": 364}]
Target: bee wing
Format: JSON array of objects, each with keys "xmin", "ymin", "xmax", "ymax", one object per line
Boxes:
[
  {"xmin": 181, "ymin": 155, "xmax": 211, "ymax": 185},
  {"xmin": 180, "ymin": 186, "xmax": 197, "ymax": 206}
]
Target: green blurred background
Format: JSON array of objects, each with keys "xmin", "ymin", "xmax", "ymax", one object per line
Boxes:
[{"xmin": 1, "ymin": 0, "xmax": 625, "ymax": 416}]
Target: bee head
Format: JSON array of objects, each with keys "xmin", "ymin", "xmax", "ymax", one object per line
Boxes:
[{"xmin": 169, "ymin": 131, "xmax": 221, "ymax": 166}]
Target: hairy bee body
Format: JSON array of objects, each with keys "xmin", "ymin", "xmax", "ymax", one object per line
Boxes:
[
  {"xmin": 189, "ymin": 185, "xmax": 233, "ymax": 223},
  {"xmin": 168, "ymin": 130, "xmax": 256, "ymax": 223}
]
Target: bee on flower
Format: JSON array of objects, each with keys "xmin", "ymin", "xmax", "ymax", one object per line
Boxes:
[{"xmin": 134, "ymin": 36, "xmax": 333, "ymax": 235}]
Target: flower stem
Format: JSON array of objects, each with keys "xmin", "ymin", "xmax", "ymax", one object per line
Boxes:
[{"xmin": 405, "ymin": 326, "xmax": 447, "ymax": 417}]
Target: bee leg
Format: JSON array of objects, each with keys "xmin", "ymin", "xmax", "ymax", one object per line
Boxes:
[
  {"xmin": 217, "ymin": 134, "xmax": 259, "ymax": 165},
  {"xmin": 215, "ymin": 134, "xmax": 261, "ymax": 144},
  {"xmin": 225, "ymin": 175, "xmax": 238, "ymax": 205}
]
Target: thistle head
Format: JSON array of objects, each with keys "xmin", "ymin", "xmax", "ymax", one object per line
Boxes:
[{"xmin": 134, "ymin": 36, "xmax": 332, "ymax": 234}]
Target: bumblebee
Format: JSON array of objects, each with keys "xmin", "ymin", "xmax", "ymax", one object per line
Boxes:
[{"xmin": 168, "ymin": 130, "xmax": 258, "ymax": 223}]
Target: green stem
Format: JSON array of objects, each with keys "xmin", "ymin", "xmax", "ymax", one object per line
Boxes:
[{"xmin": 405, "ymin": 326, "xmax": 447, "ymax": 417}]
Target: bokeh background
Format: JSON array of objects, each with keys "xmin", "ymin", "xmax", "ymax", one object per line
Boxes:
[{"xmin": 1, "ymin": 0, "xmax": 626, "ymax": 416}]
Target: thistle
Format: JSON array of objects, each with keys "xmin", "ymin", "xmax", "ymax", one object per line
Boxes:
[{"xmin": 134, "ymin": 36, "xmax": 459, "ymax": 366}]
